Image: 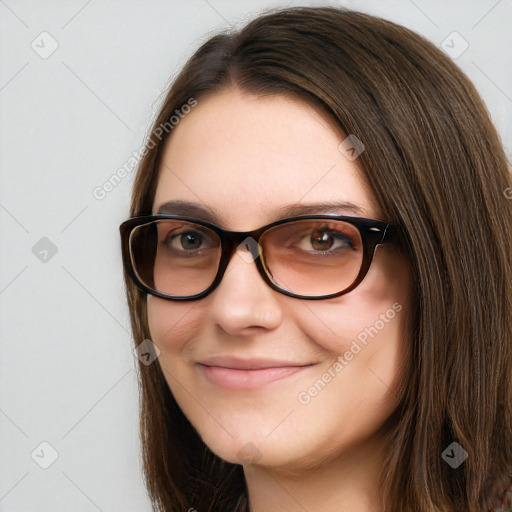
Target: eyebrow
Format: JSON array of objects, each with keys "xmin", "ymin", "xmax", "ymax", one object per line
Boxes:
[{"xmin": 155, "ymin": 200, "xmax": 368, "ymax": 224}]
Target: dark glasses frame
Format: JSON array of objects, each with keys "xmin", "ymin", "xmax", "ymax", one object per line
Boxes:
[{"xmin": 120, "ymin": 214, "xmax": 397, "ymax": 301}]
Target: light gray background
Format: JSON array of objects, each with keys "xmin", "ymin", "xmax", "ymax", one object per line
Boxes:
[{"xmin": 0, "ymin": 0, "xmax": 510, "ymax": 510}]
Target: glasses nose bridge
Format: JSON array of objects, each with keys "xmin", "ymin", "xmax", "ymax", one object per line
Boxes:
[
  {"xmin": 213, "ymin": 227, "xmax": 268, "ymax": 287},
  {"xmin": 221, "ymin": 227, "xmax": 265, "ymax": 263}
]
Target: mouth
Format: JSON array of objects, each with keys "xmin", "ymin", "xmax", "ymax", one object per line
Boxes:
[{"xmin": 197, "ymin": 356, "xmax": 318, "ymax": 390}]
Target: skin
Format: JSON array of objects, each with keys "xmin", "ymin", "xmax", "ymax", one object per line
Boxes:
[{"xmin": 148, "ymin": 87, "xmax": 413, "ymax": 511}]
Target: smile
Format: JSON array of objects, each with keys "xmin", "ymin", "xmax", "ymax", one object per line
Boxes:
[{"xmin": 197, "ymin": 357, "xmax": 317, "ymax": 390}]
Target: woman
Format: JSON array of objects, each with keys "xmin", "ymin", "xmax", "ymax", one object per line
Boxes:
[{"xmin": 119, "ymin": 6, "xmax": 512, "ymax": 511}]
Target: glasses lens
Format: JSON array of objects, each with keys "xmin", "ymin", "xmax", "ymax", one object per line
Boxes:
[
  {"xmin": 260, "ymin": 219, "xmax": 363, "ymax": 296},
  {"xmin": 129, "ymin": 220, "xmax": 221, "ymax": 297}
]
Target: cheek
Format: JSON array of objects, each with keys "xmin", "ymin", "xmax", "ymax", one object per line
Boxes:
[
  {"xmin": 288, "ymin": 251, "xmax": 411, "ymax": 448},
  {"xmin": 296, "ymin": 248, "xmax": 410, "ymax": 354},
  {"xmin": 146, "ymin": 296, "xmax": 203, "ymax": 355}
]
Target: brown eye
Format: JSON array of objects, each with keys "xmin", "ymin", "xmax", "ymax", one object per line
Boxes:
[
  {"xmin": 300, "ymin": 228, "xmax": 354, "ymax": 253},
  {"xmin": 310, "ymin": 230, "xmax": 334, "ymax": 251}
]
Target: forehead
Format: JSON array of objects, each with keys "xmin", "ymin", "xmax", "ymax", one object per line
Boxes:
[{"xmin": 152, "ymin": 88, "xmax": 378, "ymax": 229}]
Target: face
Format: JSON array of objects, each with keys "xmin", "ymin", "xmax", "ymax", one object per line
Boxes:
[{"xmin": 147, "ymin": 87, "xmax": 412, "ymax": 470}]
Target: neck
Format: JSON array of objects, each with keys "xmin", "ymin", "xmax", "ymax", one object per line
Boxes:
[{"xmin": 243, "ymin": 431, "xmax": 388, "ymax": 512}]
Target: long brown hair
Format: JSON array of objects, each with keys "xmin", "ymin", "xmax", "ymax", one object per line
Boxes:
[{"xmin": 123, "ymin": 6, "xmax": 512, "ymax": 511}]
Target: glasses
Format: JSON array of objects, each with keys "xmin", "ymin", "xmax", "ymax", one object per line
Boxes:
[{"xmin": 119, "ymin": 214, "xmax": 397, "ymax": 301}]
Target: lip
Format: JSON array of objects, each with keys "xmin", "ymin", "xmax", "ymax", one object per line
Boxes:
[{"xmin": 197, "ymin": 356, "xmax": 317, "ymax": 390}]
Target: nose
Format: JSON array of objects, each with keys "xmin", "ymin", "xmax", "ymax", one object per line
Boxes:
[{"xmin": 208, "ymin": 243, "xmax": 283, "ymax": 336}]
